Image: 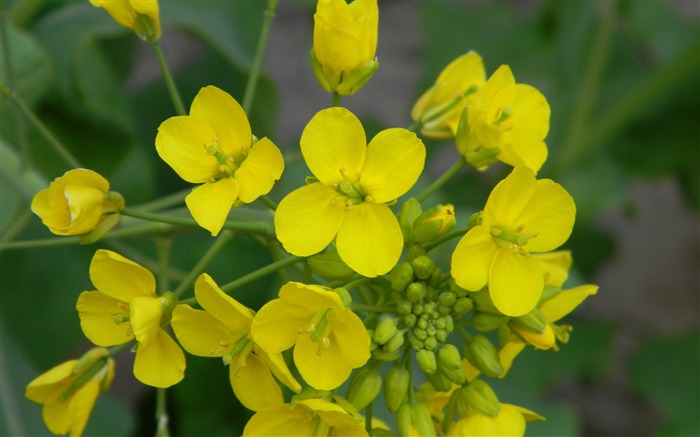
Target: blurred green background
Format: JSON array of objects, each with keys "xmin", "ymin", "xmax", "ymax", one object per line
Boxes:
[{"xmin": 1, "ymin": 0, "xmax": 698, "ymax": 436}]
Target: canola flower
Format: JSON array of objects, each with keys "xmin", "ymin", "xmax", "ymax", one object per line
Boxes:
[
  {"xmin": 447, "ymin": 403, "xmax": 544, "ymax": 437},
  {"xmin": 156, "ymin": 85, "xmax": 284, "ymax": 236},
  {"xmin": 275, "ymin": 107, "xmax": 425, "ymax": 277},
  {"xmin": 455, "ymin": 65, "xmax": 550, "ymax": 173},
  {"xmin": 76, "ymin": 250, "xmax": 185, "ymax": 388},
  {"xmin": 451, "ymin": 166, "xmax": 576, "ymax": 317},
  {"xmin": 31, "ymin": 169, "xmax": 123, "ymax": 238},
  {"xmin": 89, "ymin": 0, "xmax": 160, "ymax": 41},
  {"xmin": 25, "ymin": 348, "xmax": 114, "ymax": 437},
  {"xmin": 171, "ymin": 273, "xmax": 300, "ymax": 411},
  {"xmin": 411, "ymin": 51, "xmax": 486, "ymax": 139},
  {"xmin": 251, "ymin": 282, "xmax": 370, "ymax": 390}
]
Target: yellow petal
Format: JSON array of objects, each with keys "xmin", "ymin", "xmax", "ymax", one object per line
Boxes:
[
  {"xmin": 171, "ymin": 305, "xmax": 233, "ymax": 357},
  {"xmin": 31, "ymin": 188, "xmax": 70, "ymax": 233},
  {"xmin": 189, "ymin": 85, "xmax": 252, "ymax": 156},
  {"xmin": 60, "ymin": 168, "xmax": 110, "ymax": 191},
  {"xmin": 130, "ymin": 296, "xmax": 163, "ymax": 347},
  {"xmin": 90, "ymin": 0, "xmax": 135, "ymax": 29},
  {"xmin": 313, "ymin": 403, "xmax": 367, "ymax": 436},
  {"xmin": 533, "ymin": 251, "xmax": 572, "ymax": 288},
  {"xmin": 335, "ymin": 202, "xmax": 402, "ymax": 277},
  {"xmin": 359, "ymin": 128, "xmax": 425, "ymax": 203},
  {"xmin": 235, "ymin": 137, "xmax": 284, "ymax": 204},
  {"xmin": 185, "ymin": 177, "xmax": 239, "ymax": 237},
  {"xmin": 451, "ymin": 226, "xmax": 498, "ymax": 291},
  {"xmin": 251, "ymin": 299, "xmax": 307, "ymax": 354},
  {"xmin": 516, "ymin": 178, "xmax": 576, "ymax": 253},
  {"xmin": 498, "ymin": 340, "xmax": 526, "ymax": 378},
  {"xmin": 230, "ymin": 353, "xmax": 284, "ymax": 412},
  {"xmin": 254, "ymin": 346, "xmax": 302, "ymax": 393},
  {"xmin": 243, "ymin": 403, "xmax": 312, "ymax": 436},
  {"xmin": 76, "ymin": 291, "xmax": 133, "ymax": 346},
  {"xmin": 274, "ymin": 183, "xmax": 346, "ymax": 257},
  {"xmin": 294, "ymin": 331, "xmax": 353, "ymax": 390},
  {"xmin": 300, "ymin": 107, "xmax": 366, "ymax": 186},
  {"xmin": 504, "ymin": 84, "xmax": 550, "ymax": 145},
  {"xmin": 499, "ymin": 140, "xmax": 548, "ymax": 175},
  {"xmin": 279, "ymin": 282, "xmax": 343, "ymax": 310},
  {"xmin": 455, "ymin": 406, "xmax": 527, "ymax": 437},
  {"xmin": 195, "ymin": 273, "xmax": 253, "ymax": 332},
  {"xmin": 90, "ymin": 250, "xmax": 155, "ymax": 302},
  {"xmin": 484, "ymin": 167, "xmax": 536, "ymax": 227},
  {"xmin": 66, "ymin": 379, "xmax": 100, "ymax": 437},
  {"xmin": 489, "ymin": 249, "xmax": 543, "ymax": 317},
  {"xmin": 133, "ymin": 329, "xmax": 185, "ymax": 388},
  {"xmin": 42, "ymin": 388, "xmax": 72, "ymax": 435},
  {"xmin": 512, "ymin": 323, "xmax": 555, "ymax": 350},
  {"xmin": 503, "ymin": 403, "xmax": 545, "ymax": 422},
  {"xmin": 540, "ymin": 284, "xmax": 598, "ymax": 323},
  {"xmin": 155, "ymin": 115, "xmax": 220, "ymax": 184},
  {"xmin": 332, "ymin": 310, "xmax": 371, "ymax": 368},
  {"xmin": 26, "ymin": 360, "xmax": 76, "ymax": 403},
  {"xmin": 63, "ymin": 184, "xmax": 105, "ymax": 234},
  {"xmin": 128, "ymin": 0, "xmax": 160, "ymax": 37}
]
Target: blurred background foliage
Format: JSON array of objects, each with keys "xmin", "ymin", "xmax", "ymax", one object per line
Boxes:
[{"xmin": 1, "ymin": 0, "xmax": 698, "ymax": 436}]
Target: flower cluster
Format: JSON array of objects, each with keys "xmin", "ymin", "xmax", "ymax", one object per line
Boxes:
[{"xmin": 23, "ymin": 0, "xmax": 598, "ymax": 436}]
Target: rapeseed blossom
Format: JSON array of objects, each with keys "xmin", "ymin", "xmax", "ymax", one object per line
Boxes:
[
  {"xmin": 25, "ymin": 348, "xmax": 114, "ymax": 437},
  {"xmin": 171, "ymin": 273, "xmax": 300, "ymax": 411},
  {"xmin": 451, "ymin": 167, "xmax": 575, "ymax": 316},
  {"xmin": 447, "ymin": 403, "xmax": 544, "ymax": 437},
  {"xmin": 31, "ymin": 169, "xmax": 123, "ymax": 237},
  {"xmin": 156, "ymin": 85, "xmax": 284, "ymax": 236},
  {"xmin": 89, "ymin": 0, "xmax": 160, "ymax": 41},
  {"xmin": 275, "ymin": 107, "xmax": 425, "ymax": 277},
  {"xmin": 412, "ymin": 51, "xmax": 486, "ymax": 138},
  {"xmin": 251, "ymin": 282, "xmax": 370, "ymax": 390},
  {"xmin": 76, "ymin": 250, "xmax": 185, "ymax": 388}
]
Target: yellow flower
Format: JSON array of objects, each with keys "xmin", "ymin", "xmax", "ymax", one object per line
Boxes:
[
  {"xmin": 31, "ymin": 169, "xmax": 124, "ymax": 237},
  {"xmin": 451, "ymin": 167, "xmax": 576, "ymax": 316},
  {"xmin": 76, "ymin": 250, "xmax": 185, "ymax": 388},
  {"xmin": 456, "ymin": 65, "xmax": 550, "ymax": 173},
  {"xmin": 89, "ymin": 0, "xmax": 160, "ymax": 41},
  {"xmin": 26, "ymin": 348, "xmax": 115, "ymax": 437},
  {"xmin": 411, "ymin": 51, "xmax": 486, "ymax": 139},
  {"xmin": 171, "ymin": 273, "xmax": 300, "ymax": 411},
  {"xmin": 311, "ymin": 0, "xmax": 379, "ymax": 95},
  {"xmin": 447, "ymin": 403, "xmax": 544, "ymax": 437},
  {"xmin": 156, "ymin": 85, "xmax": 284, "ymax": 236},
  {"xmin": 243, "ymin": 398, "xmax": 367, "ymax": 436},
  {"xmin": 251, "ymin": 282, "xmax": 370, "ymax": 390},
  {"xmin": 275, "ymin": 107, "xmax": 425, "ymax": 277}
]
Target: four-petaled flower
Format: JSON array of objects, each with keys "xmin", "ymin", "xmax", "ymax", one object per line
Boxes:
[
  {"xmin": 251, "ymin": 282, "xmax": 370, "ymax": 390},
  {"xmin": 156, "ymin": 85, "xmax": 284, "ymax": 236},
  {"xmin": 76, "ymin": 250, "xmax": 185, "ymax": 388},
  {"xmin": 447, "ymin": 403, "xmax": 544, "ymax": 437},
  {"xmin": 451, "ymin": 167, "xmax": 576, "ymax": 316},
  {"xmin": 171, "ymin": 273, "xmax": 301, "ymax": 411},
  {"xmin": 275, "ymin": 107, "xmax": 425, "ymax": 277}
]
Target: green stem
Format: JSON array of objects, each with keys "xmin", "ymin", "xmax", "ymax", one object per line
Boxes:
[
  {"xmin": 108, "ymin": 342, "xmax": 131, "ymax": 357},
  {"xmin": 120, "ymin": 207, "xmax": 273, "ymax": 235},
  {"xmin": 258, "ymin": 195, "xmax": 278, "ymax": 212},
  {"xmin": 456, "ymin": 325, "xmax": 474, "ymax": 343},
  {"xmin": 156, "ymin": 236, "xmax": 172, "ymax": 294},
  {"xmin": 424, "ymin": 227, "xmax": 468, "ymax": 252},
  {"xmin": 415, "ymin": 157, "xmax": 467, "ymax": 203},
  {"xmin": 364, "ymin": 401, "xmax": 373, "ymax": 435},
  {"xmin": 350, "ymin": 304, "xmax": 395, "ymax": 313},
  {"xmin": 132, "ymin": 189, "xmax": 189, "ymax": 212},
  {"xmin": 242, "ymin": 0, "xmax": 278, "ymax": 114},
  {"xmin": 267, "ymin": 242, "xmax": 289, "ymax": 284},
  {"xmin": 151, "ymin": 41, "xmax": 186, "ymax": 116},
  {"xmin": 407, "ymin": 121, "xmax": 420, "ymax": 133},
  {"xmin": 1, "ymin": 15, "xmax": 30, "ymax": 170},
  {"xmin": 1, "ymin": 207, "xmax": 32, "ymax": 243},
  {"xmin": 173, "ymin": 230, "xmax": 236, "ymax": 297},
  {"xmin": 341, "ymin": 277, "xmax": 371, "ymax": 291},
  {"xmin": 331, "ymin": 92, "xmax": 341, "ymax": 107},
  {"xmin": 1, "ymin": 84, "xmax": 81, "ymax": 169},
  {"xmin": 155, "ymin": 388, "xmax": 171, "ymax": 437},
  {"xmin": 220, "ymin": 256, "xmax": 303, "ymax": 294}
]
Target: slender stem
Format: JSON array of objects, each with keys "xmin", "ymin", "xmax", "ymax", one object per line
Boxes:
[
  {"xmin": 258, "ymin": 195, "xmax": 278, "ymax": 212},
  {"xmin": 267, "ymin": 242, "xmax": 289, "ymax": 284},
  {"xmin": 424, "ymin": 227, "xmax": 468, "ymax": 252},
  {"xmin": 220, "ymin": 255, "xmax": 303, "ymax": 293},
  {"xmin": 132, "ymin": 189, "xmax": 189, "ymax": 212},
  {"xmin": 120, "ymin": 207, "xmax": 273, "ymax": 235},
  {"xmin": 173, "ymin": 230, "xmax": 236, "ymax": 297},
  {"xmin": 155, "ymin": 388, "xmax": 171, "ymax": 437},
  {"xmin": 341, "ymin": 277, "xmax": 372, "ymax": 290},
  {"xmin": 350, "ymin": 304, "xmax": 395, "ymax": 313},
  {"xmin": 331, "ymin": 92, "xmax": 341, "ymax": 107},
  {"xmin": 150, "ymin": 41, "xmax": 186, "ymax": 116},
  {"xmin": 242, "ymin": 0, "xmax": 278, "ymax": 114},
  {"xmin": 415, "ymin": 157, "xmax": 467, "ymax": 203},
  {"xmin": 108, "ymin": 342, "xmax": 131, "ymax": 357},
  {"xmin": 156, "ymin": 236, "xmax": 172, "ymax": 293},
  {"xmin": 1, "ymin": 84, "xmax": 81, "ymax": 169},
  {"xmin": 456, "ymin": 325, "xmax": 474, "ymax": 343},
  {"xmin": 407, "ymin": 121, "xmax": 420, "ymax": 133},
  {"xmin": 1, "ymin": 15, "xmax": 30, "ymax": 170},
  {"xmin": 1, "ymin": 207, "xmax": 32, "ymax": 242},
  {"xmin": 364, "ymin": 401, "xmax": 373, "ymax": 435}
]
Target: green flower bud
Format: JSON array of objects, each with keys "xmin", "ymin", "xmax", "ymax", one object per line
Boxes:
[
  {"xmin": 372, "ymin": 348, "xmax": 401, "ymax": 362},
  {"xmin": 472, "ymin": 313, "xmax": 509, "ymax": 332},
  {"xmin": 333, "ymin": 287, "xmax": 353, "ymax": 307},
  {"xmin": 440, "ymin": 364, "xmax": 467, "ymax": 385},
  {"xmin": 399, "ymin": 197, "xmax": 423, "ymax": 244},
  {"xmin": 438, "ymin": 304, "xmax": 451, "ymax": 315},
  {"xmin": 426, "ymin": 326, "xmax": 437, "ymax": 337},
  {"xmin": 425, "ymin": 285, "xmax": 436, "ymax": 299},
  {"xmin": 453, "ymin": 297, "xmax": 474, "ymax": 316},
  {"xmin": 403, "ymin": 314, "xmax": 417, "ymax": 327},
  {"xmin": 397, "ymin": 404, "xmax": 411, "ymax": 437},
  {"xmin": 411, "ymin": 255, "xmax": 436, "ymax": 280},
  {"xmin": 510, "ymin": 307, "xmax": 548, "ymax": 334},
  {"xmin": 384, "ymin": 366, "xmax": 410, "ymax": 413},
  {"xmin": 335, "ymin": 58, "xmax": 380, "ymax": 96},
  {"xmin": 405, "ymin": 244, "xmax": 425, "ymax": 262},
  {"xmin": 429, "ymin": 267, "xmax": 443, "ymax": 286},
  {"xmin": 437, "ymin": 344, "xmax": 462, "ymax": 371},
  {"xmin": 442, "ymin": 388, "xmax": 461, "ymax": 435},
  {"xmin": 424, "ymin": 302, "xmax": 437, "ymax": 315},
  {"xmin": 413, "ymin": 327, "xmax": 427, "ymax": 341},
  {"xmin": 383, "ymin": 330, "xmax": 405, "ymax": 353},
  {"xmin": 410, "ymin": 403, "xmax": 436, "ymax": 437},
  {"xmin": 406, "ymin": 282, "xmax": 426, "ymax": 303},
  {"xmin": 412, "ymin": 204, "xmax": 456, "ymax": 244},
  {"xmin": 444, "ymin": 315, "xmax": 454, "ymax": 332},
  {"xmin": 424, "ymin": 336, "xmax": 438, "ymax": 351},
  {"xmin": 435, "ymin": 330, "xmax": 447, "ymax": 343},
  {"xmin": 459, "ymin": 379, "xmax": 500, "ymax": 417},
  {"xmin": 397, "ymin": 299, "xmax": 413, "ymax": 315},
  {"xmin": 390, "ymin": 262, "xmax": 415, "ymax": 293},
  {"xmin": 463, "ymin": 335, "xmax": 504, "ymax": 378},
  {"xmin": 346, "ymin": 368, "xmax": 382, "ymax": 411},
  {"xmin": 466, "ymin": 211, "xmax": 483, "ymax": 230},
  {"xmin": 307, "ymin": 252, "xmax": 355, "ymax": 280},
  {"xmin": 469, "ymin": 290, "xmax": 501, "ymax": 314},
  {"xmin": 407, "ymin": 331, "xmax": 423, "ymax": 350},
  {"xmin": 374, "ymin": 318, "xmax": 398, "ymax": 345},
  {"xmin": 416, "ymin": 349, "xmax": 437, "ymax": 374},
  {"xmin": 438, "ymin": 291, "xmax": 457, "ymax": 307},
  {"xmin": 426, "ymin": 370, "xmax": 453, "ymax": 392},
  {"xmin": 448, "ymin": 278, "xmax": 469, "ymax": 298},
  {"xmin": 412, "ymin": 303, "xmax": 424, "ymax": 316}
]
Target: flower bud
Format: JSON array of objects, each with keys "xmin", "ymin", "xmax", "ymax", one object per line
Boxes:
[
  {"xmin": 472, "ymin": 313, "xmax": 509, "ymax": 332},
  {"xmin": 448, "ymin": 278, "xmax": 469, "ymax": 298},
  {"xmin": 411, "ymin": 256, "xmax": 435, "ymax": 280},
  {"xmin": 453, "ymin": 297, "xmax": 474, "ymax": 316},
  {"xmin": 406, "ymin": 282, "xmax": 426, "ymax": 303},
  {"xmin": 426, "ymin": 370, "xmax": 453, "ymax": 392},
  {"xmin": 424, "ymin": 336, "xmax": 438, "ymax": 351},
  {"xmin": 397, "ymin": 299, "xmax": 413, "ymax": 315},
  {"xmin": 442, "ymin": 388, "xmax": 461, "ymax": 434},
  {"xmin": 346, "ymin": 368, "xmax": 382, "ymax": 411},
  {"xmin": 307, "ymin": 252, "xmax": 355, "ymax": 280},
  {"xmin": 510, "ymin": 307, "xmax": 548, "ymax": 334},
  {"xmin": 466, "ymin": 211, "xmax": 483, "ymax": 230},
  {"xmin": 372, "ymin": 348, "xmax": 401, "ymax": 362},
  {"xmin": 438, "ymin": 291, "xmax": 457, "ymax": 307},
  {"xmin": 384, "ymin": 366, "xmax": 410, "ymax": 412},
  {"xmin": 437, "ymin": 344, "xmax": 462, "ymax": 371},
  {"xmin": 335, "ymin": 59, "xmax": 379, "ymax": 96},
  {"xmin": 428, "ymin": 267, "xmax": 443, "ymax": 286},
  {"xmin": 412, "ymin": 204, "xmax": 456, "ymax": 244},
  {"xmin": 390, "ymin": 262, "xmax": 414, "ymax": 292},
  {"xmin": 90, "ymin": 0, "xmax": 161, "ymax": 41},
  {"xmin": 397, "ymin": 404, "xmax": 411, "ymax": 437},
  {"xmin": 463, "ymin": 335, "xmax": 504, "ymax": 378},
  {"xmin": 382, "ymin": 330, "xmax": 405, "ymax": 353},
  {"xmin": 399, "ymin": 197, "xmax": 423, "ymax": 243},
  {"xmin": 405, "ymin": 244, "xmax": 425, "ymax": 262},
  {"xmin": 416, "ymin": 349, "xmax": 437, "ymax": 375},
  {"xmin": 403, "ymin": 314, "xmax": 417, "ymax": 328},
  {"xmin": 374, "ymin": 318, "xmax": 397, "ymax": 345},
  {"xmin": 469, "ymin": 290, "xmax": 500, "ymax": 314},
  {"xmin": 459, "ymin": 379, "xmax": 500, "ymax": 417},
  {"xmin": 410, "ymin": 403, "xmax": 436, "ymax": 437}
]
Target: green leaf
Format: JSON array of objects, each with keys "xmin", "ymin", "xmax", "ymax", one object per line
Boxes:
[{"xmin": 0, "ymin": 23, "xmax": 53, "ymax": 107}]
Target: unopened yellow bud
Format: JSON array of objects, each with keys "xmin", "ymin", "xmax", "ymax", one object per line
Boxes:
[
  {"xmin": 412, "ymin": 204, "xmax": 456, "ymax": 244},
  {"xmin": 346, "ymin": 368, "xmax": 382, "ymax": 411},
  {"xmin": 463, "ymin": 335, "xmax": 504, "ymax": 378},
  {"xmin": 384, "ymin": 366, "xmax": 410, "ymax": 412},
  {"xmin": 307, "ymin": 252, "xmax": 355, "ymax": 280}
]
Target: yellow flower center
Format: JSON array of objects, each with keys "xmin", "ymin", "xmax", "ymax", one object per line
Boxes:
[
  {"xmin": 206, "ymin": 141, "xmax": 246, "ymax": 180},
  {"xmin": 490, "ymin": 225, "xmax": 537, "ymax": 255},
  {"xmin": 299, "ymin": 308, "xmax": 336, "ymax": 354},
  {"xmin": 222, "ymin": 332, "xmax": 255, "ymax": 376}
]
